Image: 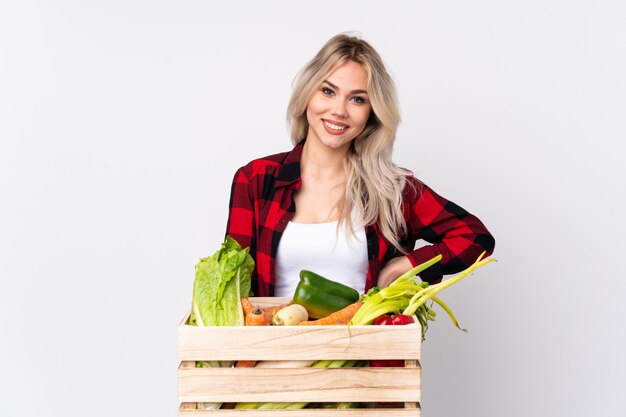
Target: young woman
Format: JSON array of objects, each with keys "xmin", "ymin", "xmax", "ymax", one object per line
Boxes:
[{"xmin": 226, "ymin": 34, "xmax": 495, "ymax": 298}]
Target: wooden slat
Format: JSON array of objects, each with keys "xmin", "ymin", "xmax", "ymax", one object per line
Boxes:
[
  {"xmin": 178, "ymin": 406, "xmax": 421, "ymax": 416},
  {"xmin": 180, "ymin": 312, "xmax": 192, "ymax": 327},
  {"xmin": 179, "ymin": 367, "xmax": 421, "ymax": 403},
  {"xmin": 403, "ymin": 359, "xmax": 420, "ymax": 409},
  {"xmin": 248, "ymin": 297, "xmax": 291, "ymax": 308},
  {"xmin": 179, "ymin": 362, "xmax": 198, "ymax": 410},
  {"xmin": 178, "ymin": 323, "xmax": 421, "ymax": 361}
]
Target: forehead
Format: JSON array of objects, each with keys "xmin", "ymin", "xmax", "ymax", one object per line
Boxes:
[{"xmin": 325, "ymin": 60, "xmax": 369, "ymax": 91}]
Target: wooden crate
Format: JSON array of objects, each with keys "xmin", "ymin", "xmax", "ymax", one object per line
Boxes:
[{"xmin": 178, "ymin": 297, "xmax": 422, "ymax": 416}]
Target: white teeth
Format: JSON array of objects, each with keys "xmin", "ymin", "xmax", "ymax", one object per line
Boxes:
[{"xmin": 324, "ymin": 121, "xmax": 347, "ymax": 131}]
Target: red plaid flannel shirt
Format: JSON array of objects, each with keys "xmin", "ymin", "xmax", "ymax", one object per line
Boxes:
[{"xmin": 226, "ymin": 140, "xmax": 495, "ymax": 297}]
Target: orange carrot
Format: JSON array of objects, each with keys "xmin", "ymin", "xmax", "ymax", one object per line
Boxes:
[
  {"xmin": 242, "ymin": 299, "xmax": 290, "ymax": 326},
  {"xmin": 245, "ymin": 308, "xmax": 267, "ymax": 326},
  {"xmin": 298, "ymin": 301, "xmax": 362, "ymax": 325},
  {"xmin": 241, "ymin": 298, "xmax": 255, "ymax": 316},
  {"xmin": 235, "ymin": 360, "xmax": 257, "ymax": 367}
]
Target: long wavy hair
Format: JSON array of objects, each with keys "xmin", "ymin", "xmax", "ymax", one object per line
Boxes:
[{"xmin": 287, "ymin": 33, "xmax": 411, "ymax": 252}]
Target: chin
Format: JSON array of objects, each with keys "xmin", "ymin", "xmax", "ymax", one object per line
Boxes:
[
  {"xmin": 316, "ymin": 129, "xmax": 354, "ymax": 148},
  {"xmin": 320, "ymin": 136, "xmax": 353, "ymax": 150}
]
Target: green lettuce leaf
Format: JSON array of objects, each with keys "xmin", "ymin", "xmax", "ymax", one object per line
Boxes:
[{"xmin": 190, "ymin": 236, "xmax": 254, "ymax": 327}]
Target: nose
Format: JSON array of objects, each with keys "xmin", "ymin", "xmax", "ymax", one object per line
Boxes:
[{"xmin": 331, "ymin": 100, "xmax": 348, "ymax": 119}]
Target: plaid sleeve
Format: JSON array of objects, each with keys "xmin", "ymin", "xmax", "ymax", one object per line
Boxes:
[
  {"xmin": 404, "ymin": 179, "xmax": 495, "ymax": 283},
  {"xmin": 225, "ymin": 166, "xmax": 258, "ymax": 290}
]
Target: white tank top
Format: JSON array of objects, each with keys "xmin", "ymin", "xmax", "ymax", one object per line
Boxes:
[{"xmin": 274, "ymin": 219, "xmax": 369, "ymax": 298}]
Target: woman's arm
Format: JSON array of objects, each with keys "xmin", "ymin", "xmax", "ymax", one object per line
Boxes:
[
  {"xmin": 377, "ymin": 256, "xmax": 414, "ymax": 288},
  {"xmin": 378, "ymin": 179, "xmax": 495, "ymax": 287},
  {"xmin": 225, "ymin": 166, "xmax": 258, "ymax": 287}
]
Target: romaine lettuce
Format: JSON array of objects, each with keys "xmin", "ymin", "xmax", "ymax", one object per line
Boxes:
[{"xmin": 190, "ymin": 236, "xmax": 254, "ymax": 327}]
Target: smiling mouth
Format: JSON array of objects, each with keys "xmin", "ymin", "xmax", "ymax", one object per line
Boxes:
[{"xmin": 323, "ymin": 120, "xmax": 348, "ymax": 131}]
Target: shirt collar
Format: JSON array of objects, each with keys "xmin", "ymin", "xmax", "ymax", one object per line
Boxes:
[{"xmin": 275, "ymin": 139, "xmax": 305, "ymax": 188}]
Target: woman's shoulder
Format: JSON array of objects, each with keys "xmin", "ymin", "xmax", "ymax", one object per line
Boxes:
[
  {"xmin": 234, "ymin": 149, "xmax": 293, "ymax": 177},
  {"xmin": 400, "ymin": 171, "xmax": 427, "ymax": 200}
]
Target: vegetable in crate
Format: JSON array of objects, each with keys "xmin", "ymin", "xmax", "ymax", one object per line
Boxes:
[
  {"xmin": 189, "ymin": 236, "xmax": 254, "ymax": 327},
  {"xmin": 188, "ymin": 236, "xmax": 254, "ymax": 410},
  {"xmin": 297, "ymin": 301, "xmax": 362, "ymax": 325},
  {"xmin": 242, "ymin": 297, "xmax": 289, "ymax": 325},
  {"xmin": 371, "ymin": 314, "xmax": 414, "ymax": 368},
  {"xmin": 292, "ymin": 270, "xmax": 360, "ymax": 319},
  {"xmin": 351, "ymin": 252, "xmax": 494, "ymax": 341},
  {"xmin": 272, "ymin": 304, "xmax": 308, "ymax": 325}
]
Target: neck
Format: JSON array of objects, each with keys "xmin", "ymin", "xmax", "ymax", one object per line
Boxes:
[{"xmin": 300, "ymin": 139, "xmax": 349, "ymax": 179}]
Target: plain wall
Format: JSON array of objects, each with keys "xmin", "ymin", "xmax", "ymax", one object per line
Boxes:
[{"xmin": 1, "ymin": 1, "xmax": 625, "ymax": 416}]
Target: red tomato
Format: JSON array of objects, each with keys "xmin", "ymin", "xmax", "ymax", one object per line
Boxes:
[
  {"xmin": 373, "ymin": 315, "xmax": 394, "ymax": 325},
  {"xmin": 371, "ymin": 315, "xmax": 410, "ymax": 373},
  {"xmin": 370, "ymin": 357, "xmax": 405, "ymax": 368},
  {"xmin": 391, "ymin": 314, "xmax": 414, "ymax": 325}
]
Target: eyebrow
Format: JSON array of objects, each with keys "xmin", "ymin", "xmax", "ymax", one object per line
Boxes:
[{"xmin": 323, "ymin": 80, "xmax": 368, "ymax": 95}]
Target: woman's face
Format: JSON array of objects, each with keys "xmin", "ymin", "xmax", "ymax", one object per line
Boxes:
[{"xmin": 306, "ymin": 60, "xmax": 371, "ymax": 153}]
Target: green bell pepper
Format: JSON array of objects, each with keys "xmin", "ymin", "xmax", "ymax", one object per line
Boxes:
[{"xmin": 292, "ymin": 270, "xmax": 360, "ymax": 319}]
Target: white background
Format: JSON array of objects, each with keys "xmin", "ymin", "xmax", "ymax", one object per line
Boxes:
[{"xmin": 1, "ymin": 1, "xmax": 625, "ymax": 416}]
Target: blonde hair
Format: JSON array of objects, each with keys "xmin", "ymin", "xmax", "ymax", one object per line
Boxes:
[{"xmin": 287, "ymin": 33, "xmax": 411, "ymax": 252}]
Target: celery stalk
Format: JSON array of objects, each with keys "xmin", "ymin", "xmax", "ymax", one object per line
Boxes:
[
  {"xmin": 284, "ymin": 403, "xmax": 309, "ymax": 409},
  {"xmin": 403, "ymin": 254, "xmax": 494, "ymax": 316},
  {"xmin": 234, "ymin": 402, "xmax": 263, "ymax": 409},
  {"xmin": 197, "ymin": 402, "xmax": 222, "ymax": 410},
  {"xmin": 350, "ymin": 298, "xmax": 408, "ymax": 325},
  {"xmin": 258, "ymin": 402, "xmax": 307, "ymax": 410},
  {"xmin": 430, "ymin": 295, "xmax": 466, "ymax": 332},
  {"xmin": 350, "ymin": 255, "xmax": 442, "ymax": 325}
]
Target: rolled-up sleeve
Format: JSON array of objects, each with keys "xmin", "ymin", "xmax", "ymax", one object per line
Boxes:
[{"xmin": 404, "ymin": 179, "xmax": 495, "ymax": 283}]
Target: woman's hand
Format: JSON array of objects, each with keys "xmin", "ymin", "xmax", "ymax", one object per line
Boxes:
[{"xmin": 377, "ymin": 256, "xmax": 413, "ymax": 288}]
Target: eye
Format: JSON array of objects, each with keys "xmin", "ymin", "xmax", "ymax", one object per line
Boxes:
[
  {"xmin": 321, "ymin": 87, "xmax": 334, "ymax": 96},
  {"xmin": 351, "ymin": 96, "xmax": 367, "ymax": 104}
]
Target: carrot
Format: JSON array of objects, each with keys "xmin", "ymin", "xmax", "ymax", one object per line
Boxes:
[
  {"xmin": 298, "ymin": 301, "xmax": 362, "ymax": 325},
  {"xmin": 245, "ymin": 308, "xmax": 267, "ymax": 326},
  {"xmin": 235, "ymin": 360, "xmax": 257, "ymax": 367},
  {"xmin": 242, "ymin": 299, "xmax": 290, "ymax": 325},
  {"xmin": 241, "ymin": 298, "xmax": 255, "ymax": 316},
  {"xmin": 262, "ymin": 304, "xmax": 289, "ymax": 324}
]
